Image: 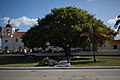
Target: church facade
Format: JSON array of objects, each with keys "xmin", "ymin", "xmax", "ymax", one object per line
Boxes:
[{"xmin": 1, "ymin": 21, "xmax": 25, "ymax": 52}]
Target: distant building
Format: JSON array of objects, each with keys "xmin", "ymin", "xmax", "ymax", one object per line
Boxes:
[
  {"xmin": 99, "ymin": 40, "xmax": 120, "ymax": 51},
  {"xmin": 1, "ymin": 20, "xmax": 25, "ymax": 52},
  {"xmin": 110, "ymin": 40, "xmax": 120, "ymax": 50}
]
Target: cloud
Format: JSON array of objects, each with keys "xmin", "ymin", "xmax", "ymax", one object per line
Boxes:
[
  {"xmin": 0, "ymin": 17, "xmax": 10, "ymax": 23},
  {"xmin": 0, "ymin": 16, "xmax": 38, "ymax": 27},
  {"xmin": 107, "ymin": 16, "xmax": 120, "ymax": 24},
  {"xmin": 107, "ymin": 16, "xmax": 118, "ymax": 25}
]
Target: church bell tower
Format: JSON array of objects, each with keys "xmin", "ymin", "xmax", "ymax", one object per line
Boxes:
[{"xmin": 1, "ymin": 20, "xmax": 15, "ymax": 51}]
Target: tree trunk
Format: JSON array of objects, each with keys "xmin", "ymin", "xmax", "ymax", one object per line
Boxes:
[
  {"xmin": 92, "ymin": 43, "xmax": 97, "ymax": 62},
  {"xmin": 93, "ymin": 51, "xmax": 96, "ymax": 62},
  {"xmin": 90, "ymin": 41, "xmax": 97, "ymax": 62},
  {"xmin": 65, "ymin": 44, "xmax": 70, "ymax": 63}
]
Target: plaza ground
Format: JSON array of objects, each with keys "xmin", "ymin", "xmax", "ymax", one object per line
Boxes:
[{"xmin": 0, "ymin": 69, "xmax": 120, "ymax": 80}]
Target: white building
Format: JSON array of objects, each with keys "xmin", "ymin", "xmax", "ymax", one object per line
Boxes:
[{"xmin": 1, "ymin": 21, "xmax": 25, "ymax": 52}]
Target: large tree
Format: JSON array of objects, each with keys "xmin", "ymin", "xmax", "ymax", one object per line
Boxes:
[
  {"xmin": 22, "ymin": 6, "xmax": 117, "ymax": 62},
  {"xmin": 22, "ymin": 25, "xmax": 47, "ymax": 49},
  {"xmin": 37, "ymin": 7, "xmax": 95, "ymax": 62}
]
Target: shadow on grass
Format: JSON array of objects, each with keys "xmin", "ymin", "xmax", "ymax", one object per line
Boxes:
[
  {"xmin": 0, "ymin": 56, "xmax": 43, "ymax": 65},
  {"xmin": 0, "ymin": 56, "xmax": 62, "ymax": 65},
  {"xmin": 0, "ymin": 56, "xmax": 110, "ymax": 66}
]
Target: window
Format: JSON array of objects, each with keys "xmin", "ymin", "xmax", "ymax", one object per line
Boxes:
[
  {"xmin": 113, "ymin": 45, "xmax": 117, "ymax": 49},
  {"xmin": 5, "ymin": 46, "xmax": 8, "ymax": 50},
  {"xmin": 5, "ymin": 40, "xmax": 8, "ymax": 42},
  {"xmin": 6, "ymin": 29, "xmax": 11, "ymax": 35},
  {"xmin": 15, "ymin": 38, "xmax": 18, "ymax": 42}
]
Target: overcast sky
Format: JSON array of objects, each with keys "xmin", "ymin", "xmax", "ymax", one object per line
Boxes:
[{"xmin": 0, "ymin": 0, "xmax": 120, "ymax": 39}]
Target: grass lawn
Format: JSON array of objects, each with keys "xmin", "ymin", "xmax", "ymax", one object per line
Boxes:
[
  {"xmin": 0, "ymin": 56, "xmax": 120, "ymax": 67},
  {"xmin": 71, "ymin": 56, "xmax": 120, "ymax": 67}
]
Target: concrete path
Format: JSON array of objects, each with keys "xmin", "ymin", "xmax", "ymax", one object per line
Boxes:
[
  {"xmin": 0, "ymin": 66, "xmax": 120, "ymax": 70},
  {"xmin": 0, "ymin": 69, "xmax": 120, "ymax": 80}
]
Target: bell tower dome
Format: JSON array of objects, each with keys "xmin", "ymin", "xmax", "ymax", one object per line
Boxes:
[{"xmin": 4, "ymin": 20, "xmax": 15, "ymax": 36}]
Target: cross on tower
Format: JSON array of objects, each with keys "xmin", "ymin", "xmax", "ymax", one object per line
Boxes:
[{"xmin": 8, "ymin": 20, "xmax": 10, "ymax": 24}]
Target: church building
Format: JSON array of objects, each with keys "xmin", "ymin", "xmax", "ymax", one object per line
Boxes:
[{"xmin": 1, "ymin": 20, "xmax": 25, "ymax": 52}]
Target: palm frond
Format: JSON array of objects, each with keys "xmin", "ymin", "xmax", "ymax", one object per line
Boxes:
[{"xmin": 114, "ymin": 20, "xmax": 120, "ymax": 29}]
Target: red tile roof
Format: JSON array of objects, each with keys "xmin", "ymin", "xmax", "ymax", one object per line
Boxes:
[
  {"xmin": 13, "ymin": 32, "xmax": 25, "ymax": 37},
  {"xmin": 111, "ymin": 40, "xmax": 120, "ymax": 44}
]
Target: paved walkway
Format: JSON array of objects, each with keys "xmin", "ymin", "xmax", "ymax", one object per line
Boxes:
[
  {"xmin": 0, "ymin": 66, "xmax": 120, "ymax": 70},
  {"xmin": 0, "ymin": 68, "xmax": 120, "ymax": 80}
]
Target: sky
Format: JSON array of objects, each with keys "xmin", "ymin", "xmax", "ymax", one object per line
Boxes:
[{"xmin": 0, "ymin": 0, "xmax": 120, "ymax": 39}]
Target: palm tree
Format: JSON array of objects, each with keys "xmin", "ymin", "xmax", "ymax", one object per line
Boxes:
[
  {"xmin": 81, "ymin": 20, "xmax": 116, "ymax": 62},
  {"xmin": 114, "ymin": 15, "xmax": 120, "ymax": 33},
  {"xmin": 0, "ymin": 26, "xmax": 2, "ymax": 38}
]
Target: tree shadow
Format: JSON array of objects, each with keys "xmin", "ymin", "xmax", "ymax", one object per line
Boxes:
[
  {"xmin": 0, "ymin": 56, "xmax": 41, "ymax": 65},
  {"xmin": 0, "ymin": 56, "xmax": 61, "ymax": 66}
]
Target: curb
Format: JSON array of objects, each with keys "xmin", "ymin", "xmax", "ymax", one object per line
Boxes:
[{"xmin": 0, "ymin": 66, "xmax": 120, "ymax": 70}]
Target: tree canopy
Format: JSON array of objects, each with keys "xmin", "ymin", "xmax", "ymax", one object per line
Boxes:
[{"xmin": 22, "ymin": 6, "xmax": 117, "ymax": 51}]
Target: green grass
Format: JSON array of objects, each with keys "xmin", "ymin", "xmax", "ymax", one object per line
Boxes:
[
  {"xmin": 71, "ymin": 56, "xmax": 120, "ymax": 67},
  {"xmin": 0, "ymin": 56, "xmax": 120, "ymax": 67}
]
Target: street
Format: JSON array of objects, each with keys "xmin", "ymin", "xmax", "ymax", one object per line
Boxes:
[{"xmin": 0, "ymin": 69, "xmax": 120, "ymax": 80}]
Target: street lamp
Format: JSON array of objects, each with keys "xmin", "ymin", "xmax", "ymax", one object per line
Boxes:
[{"xmin": 66, "ymin": 44, "xmax": 71, "ymax": 66}]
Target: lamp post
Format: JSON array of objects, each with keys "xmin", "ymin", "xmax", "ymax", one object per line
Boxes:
[
  {"xmin": 66, "ymin": 44, "xmax": 71, "ymax": 66},
  {"xmin": 64, "ymin": 38, "xmax": 70, "ymax": 66}
]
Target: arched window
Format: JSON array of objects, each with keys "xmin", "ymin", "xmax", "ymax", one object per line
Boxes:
[
  {"xmin": 6, "ymin": 29, "xmax": 11, "ymax": 35},
  {"xmin": 15, "ymin": 38, "xmax": 18, "ymax": 42},
  {"xmin": 5, "ymin": 46, "xmax": 8, "ymax": 50},
  {"xmin": 5, "ymin": 40, "xmax": 8, "ymax": 42}
]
